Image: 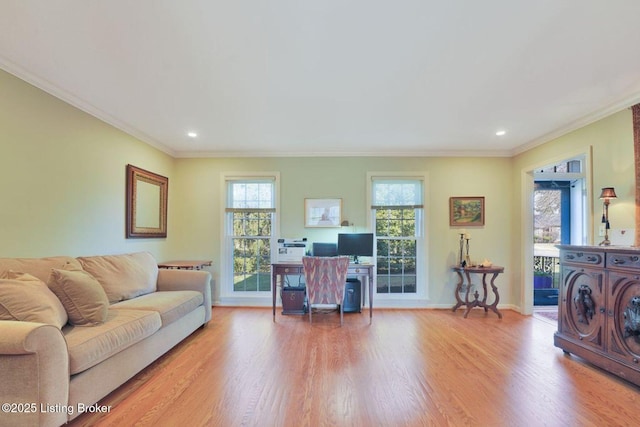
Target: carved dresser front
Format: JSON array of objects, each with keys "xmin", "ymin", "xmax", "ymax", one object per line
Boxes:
[{"xmin": 556, "ymin": 245, "xmax": 640, "ymax": 386}]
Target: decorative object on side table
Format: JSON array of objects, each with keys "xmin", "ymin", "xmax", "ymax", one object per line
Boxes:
[
  {"xmin": 458, "ymin": 232, "xmax": 465, "ymax": 266},
  {"xmin": 457, "ymin": 231, "xmax": 472, "ymax": 267},
  {"xmin": 465, "ymin": 234, "xmax": 471, "ymax": 266},
  {"xmin": 599, "ymin": 187, "xmax": 617, "ymax": 246}
]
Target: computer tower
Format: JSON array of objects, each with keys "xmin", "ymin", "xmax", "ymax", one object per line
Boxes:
[
  {"xmin": 281, "ymin": 286, "xmax": 306, "ymax": 314},
  {"xmin": 343, "ymin": 278, "xmax": 361, "ymax": 313}
]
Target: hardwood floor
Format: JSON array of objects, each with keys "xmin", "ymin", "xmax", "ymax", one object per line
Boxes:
[{"xmin": 69, "ymin": 307, "xmax": 639, "ymax": 427}]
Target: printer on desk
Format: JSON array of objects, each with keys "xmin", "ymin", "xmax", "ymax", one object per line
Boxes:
[{"xmin": 275, "ymin": 238, "xmax": 307, "ymax": 263}]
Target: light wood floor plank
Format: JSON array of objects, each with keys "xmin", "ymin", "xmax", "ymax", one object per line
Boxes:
[{"xmin": 68, "ymin": 308, "xmax": 640, "ymax": 427}]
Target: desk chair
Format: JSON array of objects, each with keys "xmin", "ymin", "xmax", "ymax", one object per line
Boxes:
[{"xmin": 302, "ymin": 256, "xmax": 350, "ymax": 325}]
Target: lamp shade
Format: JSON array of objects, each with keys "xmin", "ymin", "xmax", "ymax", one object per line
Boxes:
[{"xmin": 599, "ymin": 187, "xmax": 617, "ymax": 199}]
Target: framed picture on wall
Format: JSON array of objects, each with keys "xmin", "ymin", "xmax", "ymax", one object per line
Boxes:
[
  {"xmin": 449, "ymin": 196, "xmax": 485, "ymax": 226},
  {"xmin": 304, "ymin": 198, "xmax": 342, "ymax": 228}
]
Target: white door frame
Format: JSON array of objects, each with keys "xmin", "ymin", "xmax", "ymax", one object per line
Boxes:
[{"xmin": 520, "ymin": 147, "xmax": 593, "ymax": 315}]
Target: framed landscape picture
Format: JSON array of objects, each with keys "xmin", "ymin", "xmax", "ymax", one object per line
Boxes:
[{"xmin": 449, "ymin": 196, "xmax": 485, "ymax": 226}]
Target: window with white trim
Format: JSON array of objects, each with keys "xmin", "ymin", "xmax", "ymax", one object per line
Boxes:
[
  {"xmin": 372, "ymin": 178, "xmax": 424, "ymax": 294},
  {"xmin": 226, "ymin": 178, "xmax": 275, "ymax": 292}
]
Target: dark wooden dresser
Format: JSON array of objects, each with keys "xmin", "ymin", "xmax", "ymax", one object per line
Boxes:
[{"xmin": 556, "ymin": 245, "xmax": 640, "ymax": 386}]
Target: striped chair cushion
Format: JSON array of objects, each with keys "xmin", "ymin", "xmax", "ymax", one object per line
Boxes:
[{"xmin": 303, "ymin": 256, "xmax": 350, "ymax": 305}]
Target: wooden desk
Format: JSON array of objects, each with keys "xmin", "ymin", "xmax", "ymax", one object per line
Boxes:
[
  {"xmin": 451, "ymin": 265, "xmax": 504, "ymax": 319},
  {"xmin": 158, "ymin": 260, "xmax": 212, "ymax": 270},
  {"xmin": 271, "ymin": 262, "xmax": 374, "ymax": 322}
]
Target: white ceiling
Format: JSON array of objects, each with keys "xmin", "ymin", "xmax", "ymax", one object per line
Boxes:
[{"xmin": 2, "ymin": 1, "xmax": 640, "ymax": 158}]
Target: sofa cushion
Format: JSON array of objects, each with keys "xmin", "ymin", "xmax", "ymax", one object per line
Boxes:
[
  {"xmin": 111, "ymin": 291, "xmax": 203, "ymax": 327},
  {"xmin": 0, "ymin": 271, "xmax": 68, "ymax": 328},
  {"xmin": 63, "ymin": 309, "xmax": 161, "ymax": 375},
  {"xmin": 47, "ymin": 267, "xmax": 109, "ymax": 326},
  {"xmin": 77, "ymin": 252, "xmax": 159, "ymax": 303},
  {"xmin": 0, "ymin": 256, "xmax": 81, "ymax": 283}
]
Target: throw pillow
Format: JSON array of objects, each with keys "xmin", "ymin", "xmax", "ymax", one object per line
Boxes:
[
  {"xmin": 0, "ymin": 270, "xmax": 68, "ymax": 328},
  {"xmin": 48, "ymin": 266, "xmax": 109, "ymax": 326},
  {"xmin": 77, "ymin": 252, "xmax": 158, "ymax": 303}
]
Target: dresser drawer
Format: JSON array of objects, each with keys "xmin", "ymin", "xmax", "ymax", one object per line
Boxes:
[
  {"xmin": 606, "ymin": 252, "xmax": 640, "ymax": 270},
  {"xmin": 560, "ymin": 250, "xmax": 604, "ymax": 267}
]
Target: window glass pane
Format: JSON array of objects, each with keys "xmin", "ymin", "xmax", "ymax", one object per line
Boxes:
[
  {"xmin": 247, "ymin": 218, "xmax": 259, "ymax": 237},
  {"xmin": 403, "ymin": 240, "xmax": 416, "ymax": 257},
  {"xmin": 388, "ymin": 240, "xmax": 402, "ymax": 257},
  {"xmin": 402, "ymin": 220, "xmax": 415, "ymax": 236},
  {"xmin": 403, "ymin": 257, "xmax": 416, "ymax": 275},
  {"xmin": 403, "ymin": 275, "xmax": 416, "ymax": 293},
  {"xmin": 229, "ymin": 181, "xmax": 274, "ymax": 209},
  {"xmin": 233, "ymin": 237, "xmax": 271, "ymax": 292},
  {"xmin": 259, "ymin": 214, "xmax": 272, "ymax": 236},
  {"xmin": 377, "ymin": 276, "xmax": 390, "ymax": 293},
  {"xmin": 389, "ymin": 258, "xmax": 403, "ymax": 274},
  {"xmin": 372, "ymin": 180, "xmax": 422, "ymax": 206},
  {"xmin": 389, "ymin": 276, "xmax": 403, "ymax": 293},
  {"xmin": 376, "ymin": 256, "xmax": 389, "ymax": 274},
  {"xmin": 372, "ymin": 178, "xmax": 422, "ymax": 296},
  {"xmin": 228, "ymin": 178, "xmax": 275, "ymax": 293},
  {"xmin": 232, "ymin": 212, "xmax": 242, "ymax": 235},
  {"xmin": 375, "ymin": 211, "xmax": 389, "ymax": 235}
]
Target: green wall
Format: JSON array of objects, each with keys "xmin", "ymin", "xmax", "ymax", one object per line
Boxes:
[
  {"xmin": 171, "ymin": 156, "xmax": 513, "ymax": 307},
  {"xmin": 1, "ymin": 67, "xmax": 637, "ymax": 311},
  {"xmin": 0, "ymin": 69, "xmax": 176, "ymax": 258},
  {"xmin": 511, "ymin": 108, "xmax": 634, "ymax": 310},
  {"xmin": 514, "ymin": 109, "xmax": 634, "ymax": 232}
]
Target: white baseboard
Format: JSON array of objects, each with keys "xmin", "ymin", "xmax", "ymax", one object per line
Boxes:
[{"xmin": 215, "ymin": 296, "xmax": 520, "ymax": 312}]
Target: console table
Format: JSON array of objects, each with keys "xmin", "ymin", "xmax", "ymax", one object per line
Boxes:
[
  {"xmin": 451, "ymin": 265, "xmax": 504, "ymax": 319},
  {"xmin": 158, "ymin": 260, "xmax": 212, "ymax": 270},
  {"xmin": 271, "ymin": 262, "xmax": 374, "ymax": 322}
]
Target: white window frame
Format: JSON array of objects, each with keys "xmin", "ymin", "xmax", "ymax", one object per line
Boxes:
[
  {"xmin": 367, "ymin": 172, "xmax": 429, "ymax": 307},
  {"xmin": 220, "ymin": 172, "xmax": 280, "ymax": 306}
]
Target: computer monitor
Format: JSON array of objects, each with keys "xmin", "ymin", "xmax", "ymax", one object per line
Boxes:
[
  {"xmin": 337, "ymin": 233, "xmax": 374, "ymax": 264},
  {"xmin": 312, "ymin": 242, "xmax": 338, "ymax": 257}
]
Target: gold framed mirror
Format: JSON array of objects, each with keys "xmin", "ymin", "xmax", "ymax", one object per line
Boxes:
[{"xmin": 126, "ymin": 164, "xmax": 168, "ymax": 238}]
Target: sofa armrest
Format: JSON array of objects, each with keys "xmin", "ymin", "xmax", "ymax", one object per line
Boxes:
[
  {"xmin": 0, "ymin": 321, "xmax": 70, "ymax": 427},
  {"xmin": 156, "ymin": 269, "xmax": 212, "ymax": 322}
]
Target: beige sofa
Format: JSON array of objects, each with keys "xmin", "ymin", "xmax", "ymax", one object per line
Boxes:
[{"xmin": 0, "ymin": 252, "xmax": 212, "ymax": 427}]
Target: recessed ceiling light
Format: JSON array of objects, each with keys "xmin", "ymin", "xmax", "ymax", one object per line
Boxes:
[
  {"xmin": 187, "ymin": 131, "xmax": 198, "ymax": 138},
  {"xmin": 495, "ymin": 130, "xmax": 506, "ymax": 136}
]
